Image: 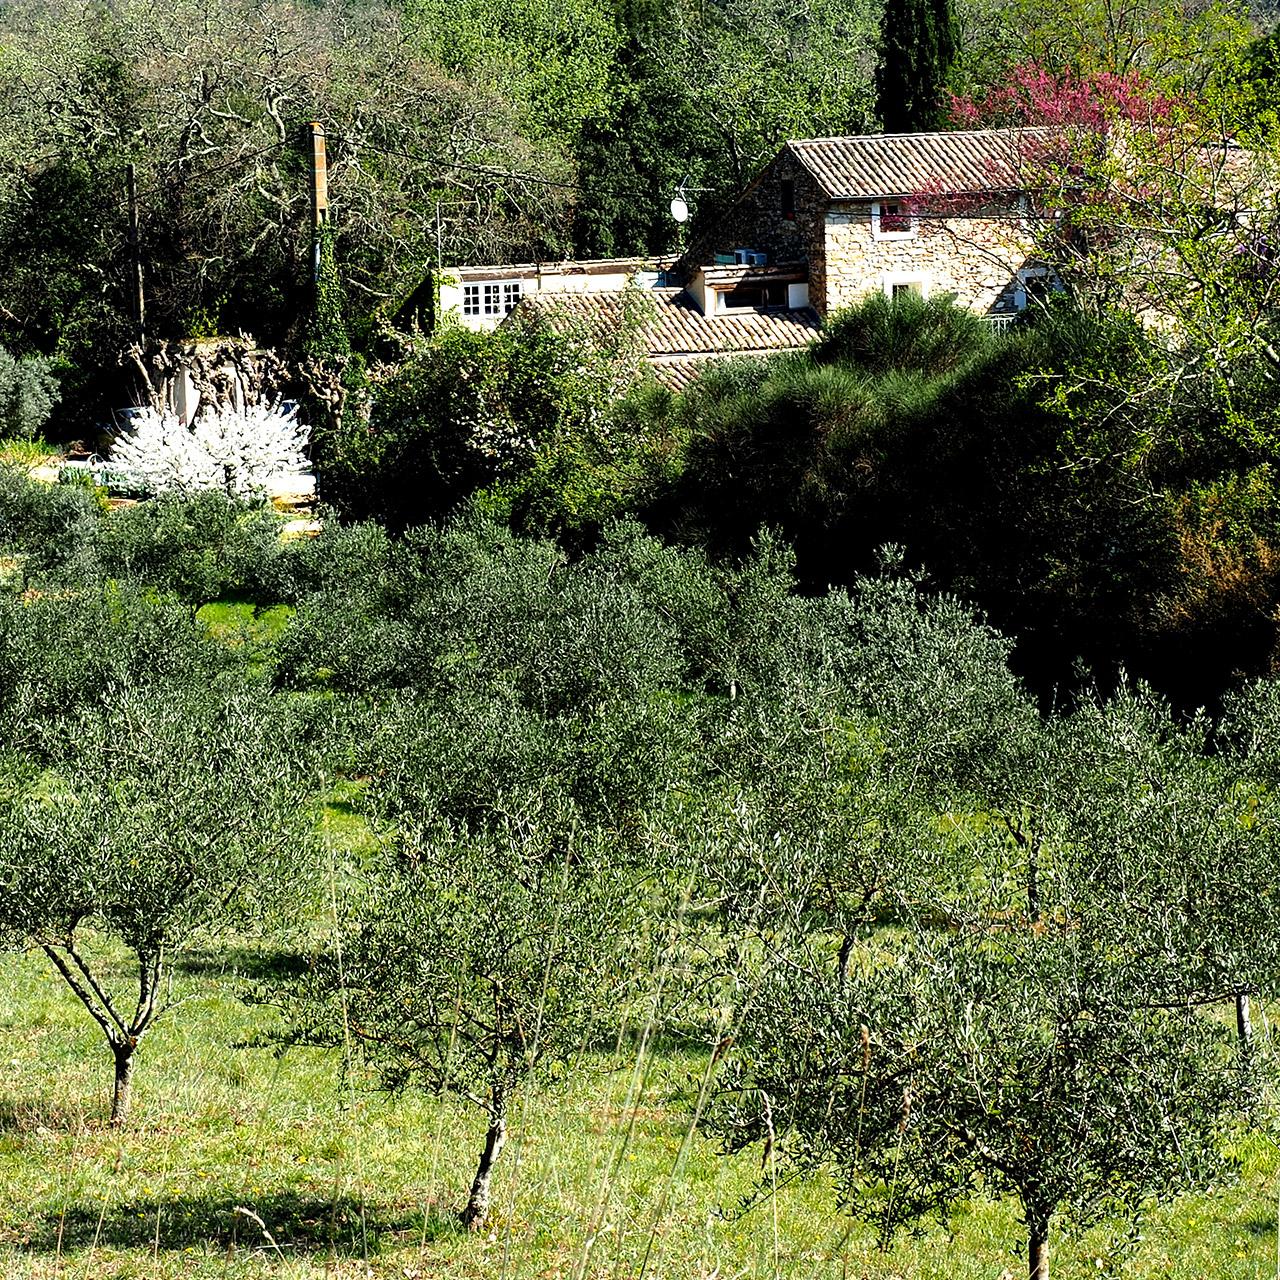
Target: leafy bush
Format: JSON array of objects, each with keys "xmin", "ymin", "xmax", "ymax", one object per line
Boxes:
[
  {"xmin": 96, "ymin": 490, "xmax": 287, "ymax": 604},
  {"xmin": 651, "ymin": 295, "xmax": 1227, "ymax": 702},
  {"xmin": 0, "ymin": 461, "xmax": 101, "ymax": 586},
  {"xmin": 0, "ymin": 584, "xmax": 235, "ymax": 752},
  {"xmin": 810, "ymin": 291, "xmax": 996, "ymax": 375},
  {"xmin": 312, "ymin": 317, "xmax": 654, "ymax": 538},
  {"xmin": 0, "ymin": 346, "xmax": 60, "ymax": 440}
]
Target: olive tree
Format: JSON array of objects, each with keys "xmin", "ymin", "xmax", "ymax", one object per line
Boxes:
[
  {"xmin": 1059, "ymin": 680, "xmax": 1280, "ymax": 1045},
  {"xmin": 0, "ymin": 684, "xmax": 312, "ymax": 1126},
  {"xmin": 279, "ymin": 520, "xmax": 723, "ymax": 1227},
  {"xmin": 712, "ymin": 917, "xmax": 1251, "ymax": 1280},
  {"xmin": 287, "ymin": 679, "xmax": 685, "ymax": 1229},
  {"xmin": 694, "ymin": 567, "xmax": 1042, "ymax": 959},
  {"xmin": 297, "ymin": 804, "xmax": 649, "ymax": 1230},
  {"xmin": 708, "ymin": 671, "xmax": 1259, "ymax": 1280}
]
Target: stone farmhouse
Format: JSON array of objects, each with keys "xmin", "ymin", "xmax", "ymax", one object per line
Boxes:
[
  {"xmin": 677, "ymin": 128, "xmax": 1049, "ymax": 323},
  {"xmin": 436, "ymin": 129, "xmax": 1056, "ymax": 386}
]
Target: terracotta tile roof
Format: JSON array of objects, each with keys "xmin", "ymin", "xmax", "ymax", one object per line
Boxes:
[
  {"xmin": 650, "ymin": 352, "xmax": 780, "ymax": 391},
  {"xmin": 788, "ymin": 129, "xmax": 1054, "ymax": 200},
  {"xmin": 453, "ymin": 256, "xmax": 663, "ymax": 281},
  {"xmin": 509, "ymin": 288, "xmax": 819, "ymax": 388}
]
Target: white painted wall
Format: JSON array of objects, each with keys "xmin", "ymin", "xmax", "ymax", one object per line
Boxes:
[{"xmin": 440, "ymin": 263, "xmax": 656, "ymax": 331}]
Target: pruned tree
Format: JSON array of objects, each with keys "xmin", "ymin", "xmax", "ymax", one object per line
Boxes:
[
  {"xmin": 698, "ymin": 575, "xmax": 1273, "ymax": 1279},
  {"xmin": 690, "ymin": 564, "xmax": 1042, "ymax": 962},
  {"xmin": 0, "ymin": 685, "xmax": 312, "ymax": 1125},
  {"xmin": 276, "ymin": 518, "xmax": 721, "ymax": 1227}
]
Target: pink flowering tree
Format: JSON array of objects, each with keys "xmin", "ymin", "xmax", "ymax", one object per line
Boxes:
[{"xmin": 918, "ymin": 62, "xmax": 1280, "ymax": 453}]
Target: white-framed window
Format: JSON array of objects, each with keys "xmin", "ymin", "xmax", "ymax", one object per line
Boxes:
[
  {"xmin": 871, "ymin": 199, "xmax": 917, "ymax": 240},
  {"xmin": 883, "ymin": 272, "xmax": 929, "ymax": 301},
  {"xmin": 462, "ymin": 280, "xmax": 523, "ymax": 317}
]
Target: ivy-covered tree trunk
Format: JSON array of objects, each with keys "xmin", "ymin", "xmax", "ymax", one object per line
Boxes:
[{"xmin": 462, "ymin": 1085, "xmax": 509, "ymax": 1231}]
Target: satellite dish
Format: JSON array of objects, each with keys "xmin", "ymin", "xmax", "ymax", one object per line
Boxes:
[{"xmin": 670, "ymin": 196, "xmax": 689, "ymax": 224}]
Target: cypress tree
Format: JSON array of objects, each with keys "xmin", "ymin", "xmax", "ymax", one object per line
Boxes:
[{"xmin": 875, "ymin": 0, "xmax": 960, "ymax": 133}]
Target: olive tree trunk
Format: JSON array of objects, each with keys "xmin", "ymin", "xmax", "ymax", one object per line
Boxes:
[
  {"xmin": 110, "ymin": 1041, "xmax": 137, "ymax": 1128},
  {"xmin": 1235, "ymin": 991, "xmax": 1253, "ymax": 1045},
  {"xmin": 461, "ymin": 1086, "xmax": 509, "ymax": 1231},
  {"xmin": 1028, "ymin": 1217, "xmax": 1050, "ymax": 1280},
  {"xmin": 40, "ymin": 940, "xmax": 161, "ymax": 1129}
]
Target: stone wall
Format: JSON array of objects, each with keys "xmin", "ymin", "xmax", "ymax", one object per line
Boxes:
[
  {"xmin": 678, "ymin": 148, "xmax": 827, "ymax": 284},
  {"xmin": 822, "ymin": 198, "xmax": 1039, "ymax": 318},
  {"xmin": 678, "ymin": 156, "xmax": 1040, "ymax": 320}
]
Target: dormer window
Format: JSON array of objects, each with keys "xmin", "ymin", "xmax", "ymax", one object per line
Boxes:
[
  {"xmin": 722, "ymin": 280, "xmax": 791, "ymax": 310},
  {"xmin": 872, "ymin": 199, "xmax": 916, "ymax": 240}
]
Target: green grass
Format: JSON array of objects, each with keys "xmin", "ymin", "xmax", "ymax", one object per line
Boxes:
[
  {"xmin": 0, "ymin": 439, "xmax": 61, "ymax": 469},
  {"xmin": 2, "ymin": 944, "xmax": 1278, "ymax": 1279},
  {"xmin": 196, "ymin": 602, "xmax": 294, "ymax": 674}
]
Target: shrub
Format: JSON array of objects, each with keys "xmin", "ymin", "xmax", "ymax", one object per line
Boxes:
[
  {"xmin": 109, "ymin": 404, "xmax": 309, "ymax": 499},
  {"xmin": 0, "ymin": 461, "xmax": 101, "ymax": 586},
  {"xmin": 0, "ymin": 346, "xmax": 60, "ymax": 440},
  {"xmin": 312, "ymin": 317, "xmax": 651, "ymax": 537},
  {"xmin": 96, "ymin": 491, "xmax": 286, "ymax": 604}
]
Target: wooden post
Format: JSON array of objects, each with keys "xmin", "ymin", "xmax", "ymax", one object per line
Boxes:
[
  {"xmin": 309, "ymin": 121, "xmax": 329, "ymax": 283},
  {"xmin": 309, "ymin": 121, "xmax": 329, "ymax": 226},
  {"xmin": 126, "ymin": 162, "xmax": 145, "ymax": 345}
]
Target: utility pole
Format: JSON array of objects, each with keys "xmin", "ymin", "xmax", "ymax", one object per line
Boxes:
[
  {"xmin": 126, "ymin": 162, "xmax": 145, "ymax": 345},
  {"xmin": 308, "ymin": 121, "xmax": 329, "ymax": 282}
]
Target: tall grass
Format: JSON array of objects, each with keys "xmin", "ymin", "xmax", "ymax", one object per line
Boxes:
[{"xmin": 1, "ymin": 935, "xmax": 1276, "ymax": 1279}]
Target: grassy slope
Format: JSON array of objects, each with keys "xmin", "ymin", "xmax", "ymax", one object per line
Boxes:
[{"xmin": 1, "ymin": 944, "xmax": 1277, "ymax": 1280}]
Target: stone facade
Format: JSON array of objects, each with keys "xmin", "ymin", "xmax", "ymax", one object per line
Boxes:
[
  {"xmin": 680, "ymin": 151, "xmax": 827, "ymax": 285},
  {"xmin": 822, "ymin": 198, "xmax": 1039, "ymax": 316}
]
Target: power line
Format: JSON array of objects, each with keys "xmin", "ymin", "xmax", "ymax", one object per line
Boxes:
[
  {"xmin": 312, "ymin": 131, "xmax": 1091, "ymax": 224},
  {"xmin": 323, "ymin": 130, "xmax": 668, "ymax": 205}
]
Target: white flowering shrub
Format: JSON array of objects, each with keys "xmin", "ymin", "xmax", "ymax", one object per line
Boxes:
[{"xmin": 110, "ymin": 404, "xmax": 310, "ymax": 499}]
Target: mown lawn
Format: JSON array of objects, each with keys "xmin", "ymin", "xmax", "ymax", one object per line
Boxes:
[{"xmin": 1, "ymin": 943, "xmax": 1277, "ymax": 1280}]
